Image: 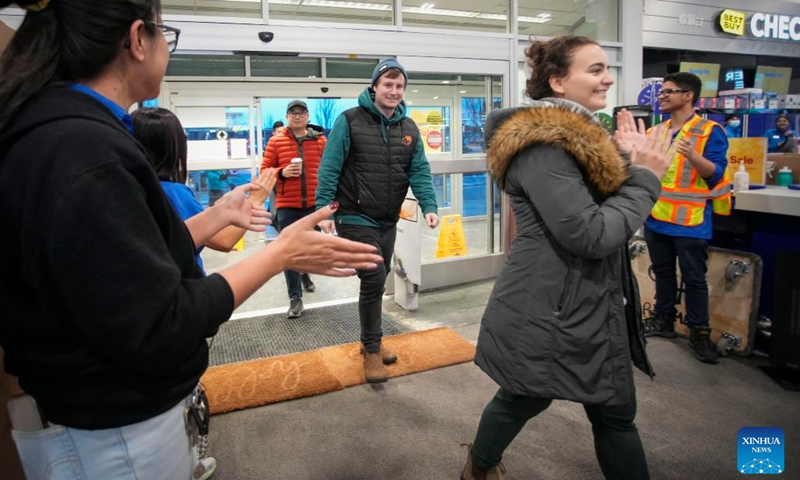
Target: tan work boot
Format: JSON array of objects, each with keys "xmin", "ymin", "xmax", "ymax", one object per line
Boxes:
[
  {"xmin": 359, "ymin": 344, "xmax": 398, "ymax": 365},
  {"xmin": 460, "ymin": 443, "xmax": 506, "ymax": 480},
  {"xmin": 363, "ymin": 350, "xmax": 388, "ymax": 383}
]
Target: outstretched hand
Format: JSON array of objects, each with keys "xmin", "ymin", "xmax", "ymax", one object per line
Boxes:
[
  {"xmin": 274, "ymin": 204, "xmax": 383, "ymax": 276},
  {"xmin": 215, "ymin": 183, "xmax": 271, "ymax": 232},
  {"xmin": 613, "ymin": 109, "xmax": 647, "ymax": 155}
]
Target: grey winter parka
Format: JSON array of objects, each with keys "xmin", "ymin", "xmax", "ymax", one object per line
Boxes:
[{"xmin": 474, "ymin": 99, "xmax": 660, "ymax": 406}]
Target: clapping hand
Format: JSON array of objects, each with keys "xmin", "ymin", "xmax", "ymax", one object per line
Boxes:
[
  {"xmin": 629, "ymin": 123, "xmax": 673, "ymax": 179},
  {"xmin": 248, "ymin": 168, "xmax": 277, "ymax": 205},
  {"xmin": 674, "ymin": 137, "xmax": 698, "ymax": 162},
  {"xmin": 613, "ymin": 109, "xmax": 647, "ymax": 155}
]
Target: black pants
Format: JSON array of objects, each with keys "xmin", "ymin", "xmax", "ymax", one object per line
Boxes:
[
  {"xmin": 276, "ymin": 207, "xmax": 317, "ymax": 299},
  {"xmin": 472, "ymin": 388, "xmax": 650, "ymax": 479},
  {"xmin": 335, "ymin": 223, "xmax": 396, "ymax": 353},
  {"xmin": 644, "ymin": 228, "xmax": 710, "ymax": 328}
]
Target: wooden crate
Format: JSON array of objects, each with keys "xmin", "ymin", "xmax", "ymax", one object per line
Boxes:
[{"xmin": 631, "ymin": 240, "xmax": 762, "ymax": 355}]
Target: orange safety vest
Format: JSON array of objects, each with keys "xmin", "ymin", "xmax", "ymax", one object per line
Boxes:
[{"xmin": 650, "ymin": 116, "xmax": 731, "ymax": 226}]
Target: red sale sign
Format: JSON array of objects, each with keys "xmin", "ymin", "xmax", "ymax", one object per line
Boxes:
[{"xmin": 427, "ymin": 130, "xmax": 443, "ymax": 150}]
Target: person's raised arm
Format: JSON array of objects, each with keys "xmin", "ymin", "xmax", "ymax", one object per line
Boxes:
[
  {"xmin": 184, "ymin": 183, "xmax": 270, "ymax": 250},
  {"xmin": 517, "ymin": 125, "xmax": 670, "ymax": 260}
]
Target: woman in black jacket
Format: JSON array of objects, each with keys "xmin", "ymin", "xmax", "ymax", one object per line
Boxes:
[
  {"xmin": 0, "ymin": 1, "xmax": 381, "ymax": 479},
  {"xmin": 461, "ymin": 36, "xmax": 672, "ymax": 480}
]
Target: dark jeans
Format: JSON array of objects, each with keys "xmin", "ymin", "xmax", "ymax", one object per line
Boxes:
[
  {"xmin": 335, "ymin": 223, "xmax": 396, "ymax": 353},
  {"xmin": 472, "ymin": 389, "xmax": 649, "ymax": 480},
  {"xmin": 208, "ymin": 189, "xmax": 224, "ymax": 206},
  {"xmin": 276, "ymin": 207, "xmax": 317, "ymax": 299},
  {"xmin": 644, "ymin": 228, "xmax": 709, "ymax": 328}
]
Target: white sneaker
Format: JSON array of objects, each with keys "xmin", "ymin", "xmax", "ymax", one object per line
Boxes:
[{"xmin": 193, "ymin": 457, "xmax": 217, "ymax": 480}]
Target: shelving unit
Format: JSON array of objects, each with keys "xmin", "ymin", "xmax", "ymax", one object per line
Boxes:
[{"xmin": 697, "ymin": 109, "xmax": 799, "ymax": 141}]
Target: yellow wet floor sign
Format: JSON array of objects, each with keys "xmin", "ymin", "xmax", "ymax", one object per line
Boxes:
[
  {"xmin": 435, "ymin": 214, "xmax": 468, "ymax": 259},
  {"xmin": 232, "ymin": 236, "xmax": 245, "ymax": 252}
]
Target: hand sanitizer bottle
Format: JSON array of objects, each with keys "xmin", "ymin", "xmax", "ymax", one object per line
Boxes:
[{"xmin": 733, "ymin": 164, "xmax": 750, "ymax": 193}]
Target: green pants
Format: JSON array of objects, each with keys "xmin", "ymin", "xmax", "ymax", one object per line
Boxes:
[{"xmin": 471, "ymin": 388, "xmax": 650, "ymax": 479}]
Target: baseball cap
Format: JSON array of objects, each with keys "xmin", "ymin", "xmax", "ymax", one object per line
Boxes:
[
  {"xmin": 286, "ymin": 100, "xmax": 308, "ymax": 113},
  {"xmin": 371, "ymin": 58, "xmax": 407, "ymax": 87}
]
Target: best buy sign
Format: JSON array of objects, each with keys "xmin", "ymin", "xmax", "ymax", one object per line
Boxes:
[
  {"xmin": 718, "ymin": 9, "xmax": 800, "ymax": 41},
  {"xmin": 719, "ymin": 9, "xmax": 746, "ymax": 35}
]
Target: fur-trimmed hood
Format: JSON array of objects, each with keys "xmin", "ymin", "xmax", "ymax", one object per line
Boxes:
[{"xmin": 485, "ymin": 98, "xmax": 627, "ymax": 196}]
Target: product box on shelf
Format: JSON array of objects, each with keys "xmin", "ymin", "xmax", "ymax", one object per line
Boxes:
[
  {"xmin": 767, "ymin": 98, "xmax": 780, "ymax": 109},
  {"xmin": 720, "ymin": 88, "xmax": 763, "ymax": 110},
  {"xmin": 785, "ymin": 95, "xmax": 800, "ymax": 109},
  {"xmin": 699, "ymin": 97, "xmax": 724, "ymax": 109},
  {"xmin": 721, "ymin": 96, "xmax": 748, "ymax": 109},
  {"xmin": 719, "ymin": 88, "xmax": 764, "ymax": 97}
]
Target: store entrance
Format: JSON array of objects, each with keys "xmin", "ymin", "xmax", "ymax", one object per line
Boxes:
[{"xmin": 163, "ymin": 72, "xmax": 506, "ymax": 313}]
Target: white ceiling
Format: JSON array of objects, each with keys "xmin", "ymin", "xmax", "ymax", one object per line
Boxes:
[{"xmin": 163, "ymin": 0, "xmax": 593, "ymax": 35}]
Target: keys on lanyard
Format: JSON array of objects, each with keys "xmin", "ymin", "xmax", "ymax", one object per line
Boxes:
[{"xmin": 186, "ymin": 384, "xmax": 210, "ymax": 458}]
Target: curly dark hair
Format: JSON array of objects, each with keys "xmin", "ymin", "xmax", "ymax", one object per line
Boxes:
[{"xmin": 524, "ymin": 36, "xmax": 599, "ymax": 100}]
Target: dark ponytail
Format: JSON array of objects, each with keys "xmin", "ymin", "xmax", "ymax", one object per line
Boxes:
[
  {"xmin": 524, "ymin": 36, "xmax": 599, "ymax": 100},
  {"xmin": 132, "ymin": 108, "xmax": 188, "ymax": 184},
  {"xmin": 0, "ymin": 0, "xmax": 161, "ymax": 132},
  {"xmin": 0, "ymin": 2, "xmax": 59, "ymax": 131}
]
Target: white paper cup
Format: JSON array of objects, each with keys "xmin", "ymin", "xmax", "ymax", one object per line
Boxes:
[{"xmin": 291, "ymin": 158, "xmax": 302, "ymax": 165}]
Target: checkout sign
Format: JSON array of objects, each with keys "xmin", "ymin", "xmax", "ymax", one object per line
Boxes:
[{"xmin": 718, "ymin": 8, "xmax": 800, "ymax": 41}]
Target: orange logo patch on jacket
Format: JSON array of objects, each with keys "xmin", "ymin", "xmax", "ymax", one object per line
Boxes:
[{"xmin": 402, "ymin": 135, "xmax": 412, "ymax": 146}]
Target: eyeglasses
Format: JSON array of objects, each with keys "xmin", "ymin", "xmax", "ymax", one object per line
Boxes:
[
  {"xmin": 124, "ymin": 22, "xmax": 181, "ymax": 53},
  {"xmin": 658, "ymin": 88, "xmax": 689, "ymax": 97},
  {"xmin": 287, "ymin": 111, "xmax": 308, "ymax": 117},
  {"xmin": 151, "ymin": 23, "xmax": 181, "ymax": 54}
]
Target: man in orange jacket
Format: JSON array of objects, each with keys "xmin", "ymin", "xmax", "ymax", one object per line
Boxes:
[{"xmin": 261, "ymin": 100, "xmax": 327, "ymax": 318}]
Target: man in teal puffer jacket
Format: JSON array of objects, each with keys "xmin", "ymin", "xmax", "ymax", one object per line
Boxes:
[{"xmin": 316, "ymin": 59, "xmax": 439, "ymax": 383}]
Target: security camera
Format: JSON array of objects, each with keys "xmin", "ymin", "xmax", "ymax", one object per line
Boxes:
[
  {"xmin": 258, "ymin": 32, "xmax": 274, "ymax": 43},
  {"xmin": 320, "ymin": 87, "xmax": 329, "ymax": 93}
]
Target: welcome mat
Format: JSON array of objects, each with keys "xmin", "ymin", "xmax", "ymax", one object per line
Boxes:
[
  {"xmin": 208, "ymin": 302, "xmax": 404, "ymax": 366},
  {"xmin": 201, "ymin": 327, "xmax": 476, "ymax": 415}
]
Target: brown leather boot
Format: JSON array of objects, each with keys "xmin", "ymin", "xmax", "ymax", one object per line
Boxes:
[
  {"xmin": 359, "ymin": 344, "xmax": 397, "ymax": 365},
  {"xmin": 363, "ymin": 350, "xmax": 388, "ymax": 383},
  {"xmin": 460, "ymin": 443, "xmax": 506, "ymax": 480}
]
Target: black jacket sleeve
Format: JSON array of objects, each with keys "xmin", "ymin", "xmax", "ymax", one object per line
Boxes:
[{"xmin": 42, "ymin": 162, "xmax": 234, "ymax": 375}]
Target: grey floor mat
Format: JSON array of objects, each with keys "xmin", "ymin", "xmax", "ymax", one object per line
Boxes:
[{"xmin": 208, "ymin": 302, "xmax": 405, "ymax": 366}]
